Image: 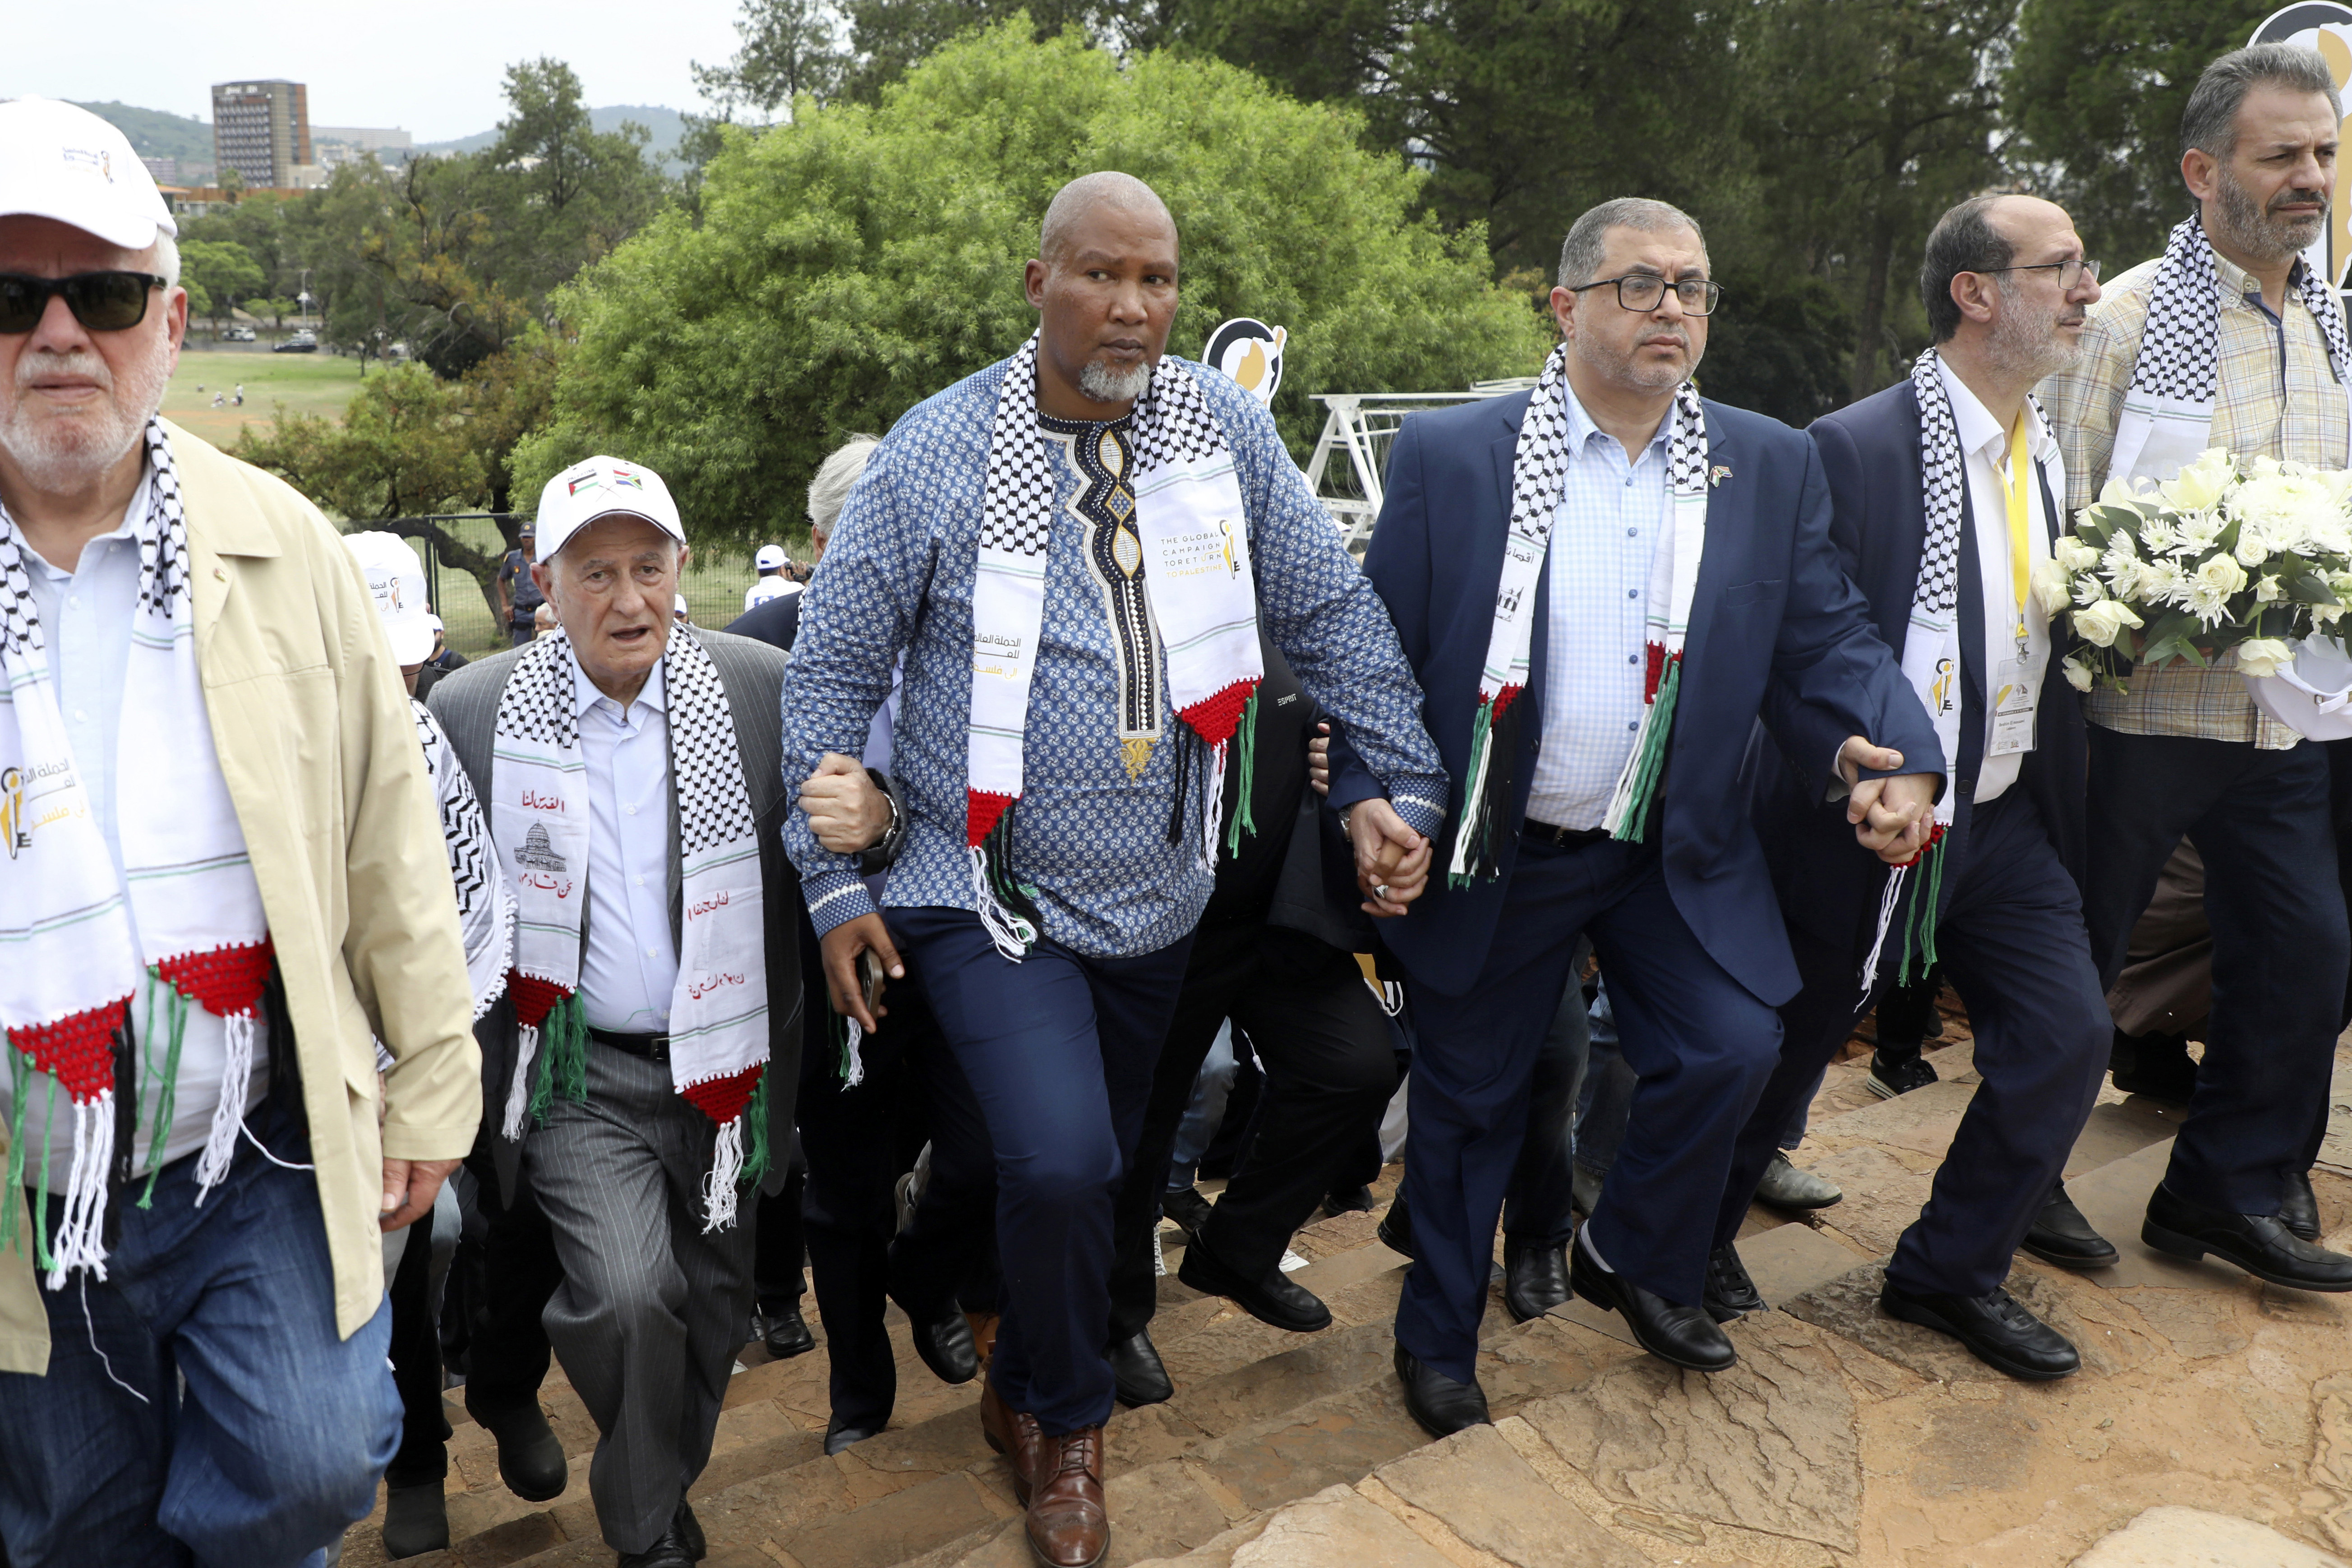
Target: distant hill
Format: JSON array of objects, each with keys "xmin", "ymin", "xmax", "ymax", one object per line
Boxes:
[
  {"xmin": 74, "ymin": 101, "xmax": 214, "ymax": 170},
  {"xmin": 419, "ymin": 105, "xmax": 690, "ymax": 171}
]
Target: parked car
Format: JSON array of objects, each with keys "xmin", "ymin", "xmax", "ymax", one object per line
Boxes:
[
  {"xmin": 222, "ymin": 325, "xmax": 256, "ymax": 342},
  {"xmin": 274, "ymin": 331, "xmax": 318, "ymax": 354}
]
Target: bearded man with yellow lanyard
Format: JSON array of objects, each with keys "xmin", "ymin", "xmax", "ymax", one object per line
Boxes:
[{"xmin": 1712, "ymin": 195, "xmax": 2123, "ymax": 1380}]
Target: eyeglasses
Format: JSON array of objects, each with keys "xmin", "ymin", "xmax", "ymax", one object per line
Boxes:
[
  {"xmin": 1568, "ymin": 272, "xmax": 1724, "ymax": 316},
  {"xmin": 1980, "ymin": 258, "xmax": 2103, "ymax": 291},
  {"xmin": 0, "ymin": 272, "xmax": 170, "ymax": 335}
]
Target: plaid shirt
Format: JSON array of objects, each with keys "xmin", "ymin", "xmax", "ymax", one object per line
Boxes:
[{"xmin": 2039, "ymin": 246, "xmax": 2350, "ymax": 749}]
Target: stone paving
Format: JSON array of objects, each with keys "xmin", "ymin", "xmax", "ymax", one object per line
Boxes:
[{"xmin": 342, "ymin": 1017, "xmax": 2352, "ymax": 1568}]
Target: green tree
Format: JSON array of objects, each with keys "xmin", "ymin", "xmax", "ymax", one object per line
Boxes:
[
  {"xmin": 178, "ymin": 238, "xmax": 266, "ymax": 327},
  {"xmin": 2006, "ymin": 0, "xmax": 2254, "ymax": 269},
  {"xmin": 234, "ymin": 363, "xmax": 515, "ymax": 620},
  {"xmin": 1738, "ymin": 0, "xmax": 2014, "ymax": 401},
  {"xmin": 692, "ymin": 0, "xmax": 850, "ymax": 124},
  {"xmin": 516, "ymin": 19, "xmax": 1549, "ymax": 548}
]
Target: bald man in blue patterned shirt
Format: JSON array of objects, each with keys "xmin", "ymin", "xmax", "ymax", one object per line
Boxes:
[{"xmin": 779, "ymin": 173, "xmax": 1443, "ymax": 1568}]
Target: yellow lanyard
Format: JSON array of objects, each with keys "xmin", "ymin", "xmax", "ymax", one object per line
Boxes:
[{"xmin": 1999, "ymin": 414, "xmax": 2035, "ymax": 646}]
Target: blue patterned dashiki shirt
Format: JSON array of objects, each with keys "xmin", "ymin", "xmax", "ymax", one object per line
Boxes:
[{"xmin": 780, "ymin": 354, "xmax": 1449, "ymax": 959}]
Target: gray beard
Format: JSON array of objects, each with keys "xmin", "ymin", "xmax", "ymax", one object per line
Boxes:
[
  {"xmin": 1987, "ymin": 288, "xmax": 2084, "ymax": 386},
  {"xmin": 1079, "ymin": 357, "xmax": 1154, "ymax": 404},
  {"xmin": 1, "ymin": 340, "xmax": 171, "ymax": 493},
  {"xmin": 2215, "ymin": 170, "xmax": 2327, "ymax": 266}
]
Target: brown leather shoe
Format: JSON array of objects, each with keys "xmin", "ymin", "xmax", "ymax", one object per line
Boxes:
[
  {"xmin": 1025, "ymin": 1425, "xmax": 1108, "ymax": 1568},
  {"xmin": 979, "ymin": 1375, "xmax": 1045, "ymax": 1506}
]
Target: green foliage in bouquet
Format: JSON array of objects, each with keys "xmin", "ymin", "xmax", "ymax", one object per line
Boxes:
[{"xmin": 2049, "ymin": 448, "xmax": 2352, "ymax": 694}]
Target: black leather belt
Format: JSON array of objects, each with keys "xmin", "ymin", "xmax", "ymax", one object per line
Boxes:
[
  {"xmin": 1521, "ymin": 817, "xmax": 1612, "ymax": 850},
  {"xmin": 588, "ymin": 1026, "xmax": 670, "ymax": 1063}
]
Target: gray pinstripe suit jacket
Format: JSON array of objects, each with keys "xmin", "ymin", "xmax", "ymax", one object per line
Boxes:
[{"xmin": 426, "ymin": 627, "xmax": 804, "ymax": 1198}]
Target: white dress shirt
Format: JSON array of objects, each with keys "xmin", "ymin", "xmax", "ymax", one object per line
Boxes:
[
  {"xmin": 573, "ymin": 658, "xmax": 680, "ymax": 1032},
  {"xmin": 1522, "ymin": 380, "xmax": 1671, "ymax": 830},
  {"xmin": 0, "ymin": 473, "xmax": 269, "ymax": 1167},
  {"xmin": 1936, "ymin": 358, "xmax": 2060, "ymax": 804}
]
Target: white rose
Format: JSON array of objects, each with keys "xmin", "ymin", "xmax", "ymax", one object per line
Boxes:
[
  {"xmin": 2033, "ymin": 557, "xmax": 2075, "ymax": 618},
  {"xmin": 2062, "ymin": 653, "xmax": 2094, "ymax": 692},
  {"xmin": 2075, "ymin": 599, "xmax": 2144, "ymax": 648},
  {"xmin": 2237, "ymin": 637, "xmax": 2295, "ymax": 678},
  {"xmin": 2159, "ymin": 448, "xmax": 2233, "ymax": 512},
  {"xmin": 2053, "ymin": 535, "xmax": 2101, "ymax": 575},
  {"xmin": 2194, "ymin": 553, "xmax": 2250, "ymax": 597},
  {"xmin": 2234, "ymin": 519, "xmax": 2273, "ymax": 567},
  {"xmin": 2257, "ymin": 574, "xmax": 2285, "ymax": 604}
]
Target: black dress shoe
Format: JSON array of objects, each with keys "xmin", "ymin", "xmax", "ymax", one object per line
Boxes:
[
  {"xmin": 1568, "ymin": 1241, "xmax": 1735, "ymax": 1371},
  {"xmin": 1161, "ymin": 1185, "xmax": 1214, "ymax": 1241},
  {"xmin": 1108, "ymin": 1329, "xmax": 1173, "ymax": 1407},
  {"xmin": 1502, "ymin": 1237, "xmax": 1571, "ymax": 1322},
  {"xmin": 465, "ymin": 1394, "xmax": 569, "ymax": 1502},
  {"xmin": 617, "ymin": 1526, "xmax": 696, "ymax": 1568},
  {"xmin": 1879, "ymin": 1279, "xmax": 2080, "ymax": 1380},
  {"xmin": 1393, "ymin": 1344, "xmax": 1490, "ymax": 1439},
  {"xmin": 901, "ymin": 1303, "xmax": 979, "ymax": 1386},
  {"xmin": 2020, "ymin": 1182, "xmax": 2118, "ymax": 1270},
  {"xmin": 1376, "ymin": 1196, "xmax": 1416, "ymax": 1260},
  {"xmin": 824, "ymin": 1417, "xmax": 883, "ymax": 1456},
  {"xmin": 1177, "ymin": 1235, "xmax": 1333, "ymax": 1332},
  {"xmin": 1702, "ymin": 1243, "xmax": 1764, "ymax": 1324},
  {"xmin": 1322, "ymin": 1185, "xmax": 1376, "ymax": 1217},
  {"xmin": 674, "ymin": 1499, "xmax": 706, "ymax": 1561},
  {"xmin": 2283, "ymin": 1169, "xmax": 2324, "ymax": 1244},
  {"xmin": 2144, "ymin": 1182, "xmax": 2352, "ymax": 1291},
  {"xmin": 756, "ymin": 1303, "xmax": 816, "ymax": 1360},
  {"xmin": 2110, "ymin": 1028, "xmax": 2198, "ymax": 1104},
  {"xmin": 380, "ymin": 1480, "xmax": 449, "ymax": 1559}
]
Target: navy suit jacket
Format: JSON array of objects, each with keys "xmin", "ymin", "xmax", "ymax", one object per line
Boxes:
[
  {"xmin": 1330, "ymin": 389, "xmax": 1942, "ymax": 1005},
  {"xmin": 1758, "ymin": 378, "xmax": 2088, "ymax": 953}
]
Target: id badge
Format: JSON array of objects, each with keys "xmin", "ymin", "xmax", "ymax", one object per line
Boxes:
[{"xmin": 1989, "ymin": 657, "xmax": 2037, "ymax": 756}]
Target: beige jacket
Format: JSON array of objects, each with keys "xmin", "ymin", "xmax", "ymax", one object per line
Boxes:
[{"xmin": 0, "ymin": 421, "xmax": 482, "ymax": 1374}]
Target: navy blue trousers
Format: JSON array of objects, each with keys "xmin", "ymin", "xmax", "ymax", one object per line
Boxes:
[
  {"xmin": 1395, "ymin": 836, "xmax": 1781, "ymax": 1382},
  {"xmin": 0, "ymin": 1106, "xmax": 399, "ymax": 1568},
  {"xmin": 2083, "ymin": 729, "xmax": 2349, "ymax": 1213},
  {"xmin": 887, "ymin": 907, "xmax": 1191, "ymax": 1435},
  {"xmin": 1712, "ymin": 790, "xmax": 2111, "ymax": 1296}
]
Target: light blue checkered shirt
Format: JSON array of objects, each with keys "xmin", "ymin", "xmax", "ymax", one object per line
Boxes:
[{"xmin": 1521, "ymin": 381, "xmax": 1671, "ymax": 830}]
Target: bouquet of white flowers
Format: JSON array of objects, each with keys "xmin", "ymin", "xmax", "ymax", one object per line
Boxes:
[{"xmin": 2044, "ymin": 447, "xmax": 2352, "ymax": 692}]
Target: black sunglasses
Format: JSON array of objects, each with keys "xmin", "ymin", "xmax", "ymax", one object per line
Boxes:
[{"xmin": 0, "ymin": 272, "xmax": 170, "ymax": 335}]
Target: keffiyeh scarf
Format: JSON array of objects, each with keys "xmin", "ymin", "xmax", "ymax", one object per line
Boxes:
[
  {"xmin": 0, "ymin": 419, "xmax": 272, "ymax": 1287},
  {"xmin": 1449, "ymin": 345, "xmax": 1712, "ymax": 883},
  {"xmin": 489, "ymin": 628, "xmax": 769, "ymax": 1228},
  {"xmin": 967, "ymin": 335, "xmax": 1264, "ymax": 958},
  {"xmin": 2111, "ymin": 213, "xmax": 2352, "ymax": 484},
  {"xmin": 414, "ymin": 698, "xmax": 513, "ymax": 1018}
]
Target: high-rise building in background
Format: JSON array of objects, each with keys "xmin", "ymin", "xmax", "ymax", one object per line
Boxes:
[{"xmin": 210, "ymin": 79, "xmax": 310, "ymax": 187}]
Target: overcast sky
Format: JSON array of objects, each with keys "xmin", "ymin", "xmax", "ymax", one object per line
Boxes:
[{"xmin": 10, "ymin": 0, "xmax": 750, "ymax": 141}]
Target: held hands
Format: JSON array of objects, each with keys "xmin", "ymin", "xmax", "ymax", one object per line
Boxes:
[
  {"xmin": 821, "ymin": 913, "xmax": 905, "ymax": 1033},
  {"xmin": 1348, "ymin": 797, "xmax": 1431, "ymax": 918},
  {"xmin": 379, "ymin": 1157, "xmax": 461, "ymax": 1233},
  {"xmin": 802, "ymin": 753, "xmax": 891, "ymax": 854},
  {"xmin": 1837, "ymin": 736, "xmax": 1937, "ymax": 864}
]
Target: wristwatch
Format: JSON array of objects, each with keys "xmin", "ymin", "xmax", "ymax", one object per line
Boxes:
[{"xmin": 858, "ymin": 769, "xmax": 909, "ymax": 874}]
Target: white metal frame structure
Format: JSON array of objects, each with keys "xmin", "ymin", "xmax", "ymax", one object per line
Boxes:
[{"xmin": 1305, "ymin": 378, "xmax": 1538, "ymax": 553}]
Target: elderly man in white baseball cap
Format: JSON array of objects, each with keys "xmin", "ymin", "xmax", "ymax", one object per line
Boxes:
[
  {"xmin": 424, "ymin": 452, "xmax": 803, "ymax": 1568},
  {"xmin": 0, "ymin": 101, "xmax": 483, "ymax": 1568}
]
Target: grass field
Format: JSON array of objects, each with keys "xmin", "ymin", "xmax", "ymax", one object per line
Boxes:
[{"xmin": 164, "ymin": 344, "xmax": 364, "ymax": 448}]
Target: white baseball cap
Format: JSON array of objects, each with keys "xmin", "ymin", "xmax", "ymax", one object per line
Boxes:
[
  {"xmin": 0, "ymin": 99, "xmax": 177, "ymax": 250},
  {"xmin": 673, "ymin": 594, "xmax": 692, "ymax": 620},
  {"xmin": 343, "ymin": 531, "xmax": 435, "ymax": 665},
  {"xmin": 426, "ymin": 613, "xmax": 445, "ymax": 633},
  {"xmin": 534, "ymin": 454, "xmax": 686, "ymax": 563},
  {"xmin": 755, "ymin": 544, "xmax": 787, "ymax": 570}
]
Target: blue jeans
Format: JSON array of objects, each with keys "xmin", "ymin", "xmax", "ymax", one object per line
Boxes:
[{"xmin": 0, "ymin": 1106, "xmax": 400, "ymax": 1568}]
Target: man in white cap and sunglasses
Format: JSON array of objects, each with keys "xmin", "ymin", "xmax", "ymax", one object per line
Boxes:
[
  {"xmin": 0, "ymin": 100, "xmax": 484, "ymax": 1566},
  {"xmin": 425, "ymin": 454, "xmax": 802, "ymax": 1568}
]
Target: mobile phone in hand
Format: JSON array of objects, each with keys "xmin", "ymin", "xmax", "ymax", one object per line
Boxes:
[{"xmin": 857, "ymin": 947, "xmax": 885, "ymax": 1019}]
